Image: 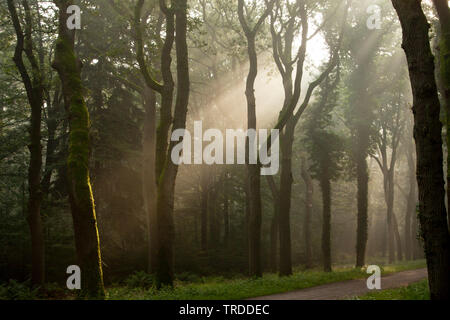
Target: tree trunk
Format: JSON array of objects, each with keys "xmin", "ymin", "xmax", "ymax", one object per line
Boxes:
[
  {"xmin": 406, "ymin": 146, "xmax": 420, "ymax": 260},
  {"xmin": 52, "ymin": 0, "xmax": 104, "ymax": 298},
  {"xmin": 209, "ymin": 184, "xmax": 220, "ymax": 247},
  {"xmin": 7, "ymin": 0, "xmax": 45, "ymax": 287},
  {"xmin": 42, "ymin": 89, "xmax": 61, "ymax": 197},
  {"xmin": 432, "ymin": 0, "xmax": 450, "ymax": 229},
  {"xmin": 223, "ymin": 175, "xmax": 230, "ymax": 246},
  {"xmin": 385, "ymin": 173, "xmax": 396, "ymax": 263},
  {"xmin": 392, "ymin": 0, "xmax": 450, "ymax": 300},
  {"xmin": 393, "ymin": 212, "xmax": 403, "ymax": 261},
  {"xmin": 142, "ymin": 88, "xmax": 157, "ymax": 273},
  {"xmin": 238, "ymin": 0, "xmax": 274, "ymax": 278},
  {"xmin": 301, "ymin": 160, "xmax": 314, "ymax": 268},
  {"xmin": 269, "ymin": 206, "xmax": 278, "ymax": 273},
  {"xmin": 243, "ymin": 33, "xmax": 263, "ymax": 278},
  {"xmin": 278, "ymin": 122, "xmax": 294, "ymax": 276},
  {"xmin": 27, "ymin": 94, "xmax": 44, "ymax": 288},
  {"xmin": 155, "ymin": 0, "xmax": 190, "ymax": 287},
  {"xmin": 320, "ymin": 167, "xmax": 332, "ymax": 272},
  {"xmin": 266, "ymin": 176, "xmax": 279, "ymax": 273},
  {"xmin": 355, "ymin": 150, "xmax": 369, "ymax": 268},
  {"xmin": 200, "ymin": 169, "xmax": 208, "ymax": 252},
  {"xmin": 405, "ymin": 148, "xmax": 416, "ymax": 260}
]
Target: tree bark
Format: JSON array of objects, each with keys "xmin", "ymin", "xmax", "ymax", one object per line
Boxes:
[
  {"xmin": 52, "ymin": 0, "xmax": 105, "ymax": 298},
  {"xmin": 432, "ymin": 0, "xmax": 450, "ymax": 229},
  {"xmin": 155, "ymin": 0, "xmax": 190, "ymax": 287},
  {"xmin": 392, "ymin": 0, "xmax": 450, "ymax": 300}
]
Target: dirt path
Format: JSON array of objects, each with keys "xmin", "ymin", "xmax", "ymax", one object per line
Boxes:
[{"xmin": 249, "ymin": 268, "xmax": 428, "ymax": 300}]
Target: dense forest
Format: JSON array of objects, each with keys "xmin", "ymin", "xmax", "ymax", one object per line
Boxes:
[{"xmin": 0, "ymin": 0, "xmax": 449, "ymax": 301}]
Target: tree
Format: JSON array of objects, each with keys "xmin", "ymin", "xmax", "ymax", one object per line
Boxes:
[
  {"xmin": 432, "ymin": 0, "xmax": 450, "ymax": 228},
  {"xmin": 300, "ymin": 159, "xmax": 314, "ymax": 268},
  {"xmin": 52, "ymin": 0, "xmax": 105, "ymax": 298},
  {"xmin": 268, "ymin": 0, "xmax": 348, "ymax": 276},
  {"xmin": 370, "ymin": 63, "xmax": 409, "ymax": 263},
  {"xmin": 391, "ymin": 0, "xmax": 450, "ymax": 300},
  {"xmin": 238, "ymin": 0, "xmax": 274, "ymax": 278},
  {"xmin": 133, "ymin": 0, "xmax": 190, "ymax": 287},
  {"xmin": 342, "ymin": 0, "xmax": 387, "ymax": 267},
  {"xmin": 304, "ymin": 68, "xmax": 344, "ymax": 272},
  {"xmin": 401, "ymin": 116, "xmax": 419, "ymax": 260},
  {"xmin": 7, "ymin": 0, "xmax": 45, "ymax": 287}
]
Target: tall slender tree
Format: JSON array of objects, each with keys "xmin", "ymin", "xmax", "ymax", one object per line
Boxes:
[
  {"xmin": 238, "ymin": 0, "xmax": 274, "ymax": 277},
  {"xmin": 391, "ymin": 0, "xmax": 450, "ymax": 300},
  {"xmin": 268, "ymin": 0, "xmax": 348, "ymax": 276},
  {"xmin": 304, "ymin": 68, "xmax": 344, "ymax": 272},
  {"xmin": 52, "ymin": 0, "xmax": 105, "ymax": 298},
  {"xmin": 133, "ymin": 0, "xmax": 190, "ymax": 287},
  {"xmin": 7, "ymin": 0, "xmax": 45, "ymax": 287}
]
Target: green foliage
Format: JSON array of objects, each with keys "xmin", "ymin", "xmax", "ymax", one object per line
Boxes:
[
  {"xmin": 176, "ymin": 272, "xmax": 202, "ymax": 284},
  {"xmin": 353, "ymin": 280, "xmax": 430, "ymax": 300},
  {"xmin": 0, "ymin": 280, "xmax": 39, "ymax": 300},
  {"xmin": 124, "ymin": 271, "xmax": 154, "ymax": 289},
  {"xmin": 303, "ymin": 69, "xmax": 345, "ymax": 182},
  {"xmin": 107, "ymin": 261, "xmax": 426, "ymax": 300}
]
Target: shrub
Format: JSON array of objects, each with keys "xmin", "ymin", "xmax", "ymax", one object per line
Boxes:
[
  {"xmin": 176, "ymin": 272, "xmax": 202, "ymax": 283},
  {"xmin": 124, "ymin": 271, "xmax": 154, "ymax": 289},
  {"xmin": 0, "ymin": 280, "xmax": 39, "ymax": 300}
]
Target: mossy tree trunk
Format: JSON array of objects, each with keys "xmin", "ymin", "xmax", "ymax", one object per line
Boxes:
[
  {"xmin": 392, "ymin": 0, "xmax": 450, "ymax": 300},
  {"xmin": 7, "ymin": 0, "xmax": 45, "ymax": 288},
  {"xmin": 52, "ymin": 0, "xmax": 105, "ymax": 298}
]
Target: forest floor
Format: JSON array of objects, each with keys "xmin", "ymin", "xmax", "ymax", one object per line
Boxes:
[
  {"xmin": 248, "ymin": 268, "xmax": 428, "ymax": 300},
  {"xmin": 0, "ymin": 260, "xmax": 427, "ymax": 300},
  {"xmin": 107, "ymin": 260, "xmax": 427, "ymax": 300}
]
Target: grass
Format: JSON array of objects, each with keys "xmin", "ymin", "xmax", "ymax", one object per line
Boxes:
[
  {"xmin": 352, "ymin": 279, "xmax": 430, "ymax": 300},
  {"xmin": 107, "ymin": 259, "xmax": 426, "ymax": 300}
]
